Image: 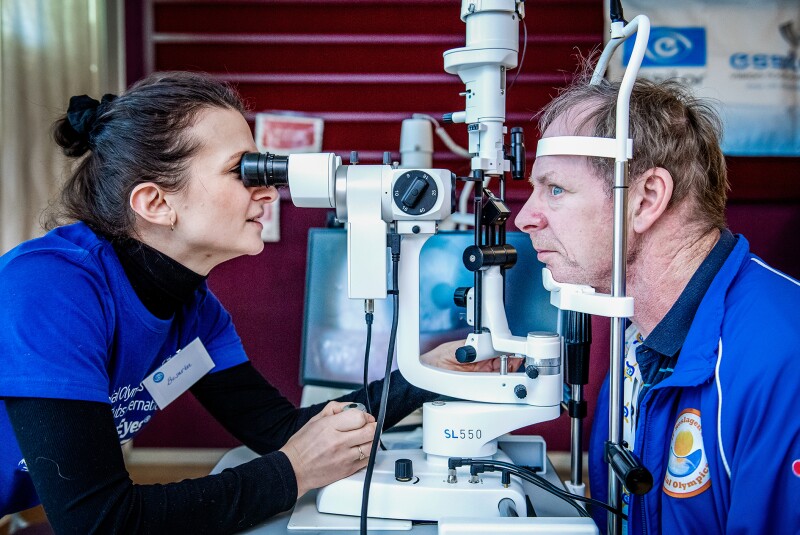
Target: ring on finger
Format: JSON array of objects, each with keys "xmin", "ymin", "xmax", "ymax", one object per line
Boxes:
[{"xmin": 357, "ymin": 445, "xmax": 365, "ymax": 461}]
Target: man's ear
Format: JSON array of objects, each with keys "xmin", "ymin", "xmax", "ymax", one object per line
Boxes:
[
  {"xmin": 129, "ymin": 183, "xmax": 175, "ymax": 229},
  {"xmin": 629, "ymin": 167, "xmax": 673, "ymax": 234}
]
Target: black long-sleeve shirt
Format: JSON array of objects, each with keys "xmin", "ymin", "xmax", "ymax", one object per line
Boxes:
[{"xmin": 5, "ymin": 236, "xmax": 437, "ymax": 534}]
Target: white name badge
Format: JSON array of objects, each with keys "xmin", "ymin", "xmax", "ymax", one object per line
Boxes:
[{"xmin": 143, "ymin": 337, "xmax": 215, "ymax": 409}]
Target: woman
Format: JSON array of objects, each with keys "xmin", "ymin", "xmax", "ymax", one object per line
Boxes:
[{"xmin": 0, "ymin": 72, "xmax": 493, "ymax": 533}]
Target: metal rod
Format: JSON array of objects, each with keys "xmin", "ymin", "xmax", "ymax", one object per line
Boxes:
[
  {"xmin": 607, "ymin": 160, "xmax": 629, "ymax": 535},
  {"xmin": 570, "ymin": 384, "xmax": 583, "ymax": 484},
  {"xmin": 473, "ymin": 186, "xmax": 483, "ymax": 333}
]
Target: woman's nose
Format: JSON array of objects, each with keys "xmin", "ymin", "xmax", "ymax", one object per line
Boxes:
[{"xmin": 252, "ymin": 185, "xmax": 279, "ymax": 204}]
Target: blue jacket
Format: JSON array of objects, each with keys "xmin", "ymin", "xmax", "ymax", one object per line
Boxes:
[{"xmin": 590, "ymin": 236, "xmax": 800, "ymax": 534}]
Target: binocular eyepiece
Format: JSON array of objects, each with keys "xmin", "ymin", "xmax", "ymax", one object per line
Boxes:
[{"xmin": 239, "ymin": 152, "xmax": 290, "ymax": 188}]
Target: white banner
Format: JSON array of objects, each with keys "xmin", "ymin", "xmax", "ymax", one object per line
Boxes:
[{"xmin": 606, "ymin": 0, "xmax": 800, "ymax": 156}]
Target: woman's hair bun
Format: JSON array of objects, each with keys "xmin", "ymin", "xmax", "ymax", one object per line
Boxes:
[{"xmin": 53, "ymin": 94, "xmax": 117, "ymax": 157}]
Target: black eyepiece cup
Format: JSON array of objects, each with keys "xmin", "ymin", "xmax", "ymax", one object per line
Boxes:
[{"xmin": 239, "ymin": 152, "xmax": 290, "ymax": 188}]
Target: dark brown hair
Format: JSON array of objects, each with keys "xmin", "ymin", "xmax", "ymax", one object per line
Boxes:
[{"xmin": 48, "ymin": 71, "xmax": 246, "ymax": 238}]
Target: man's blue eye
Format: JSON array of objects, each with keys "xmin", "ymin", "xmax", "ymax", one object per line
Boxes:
[{"xmin": 551, "ymin": 186, "xmax": 564, "ymax": 196}]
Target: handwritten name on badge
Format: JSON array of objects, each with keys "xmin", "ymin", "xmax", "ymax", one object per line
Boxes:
[{"xmin": 143, "ymin": 337, "xmax": 215, "ymax": 409}]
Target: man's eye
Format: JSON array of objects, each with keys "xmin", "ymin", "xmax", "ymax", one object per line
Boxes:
[{"xmin": 551, "ymin": 185, "xmax": 564, "ymax": 196}]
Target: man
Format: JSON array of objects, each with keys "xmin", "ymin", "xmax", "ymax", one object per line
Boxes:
[{"xmin": 514, "ymin": 74, "xmax": 800, "ymax": 533}]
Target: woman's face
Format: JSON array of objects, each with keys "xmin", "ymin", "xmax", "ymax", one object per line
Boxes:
[{"xmin": 167, "ymin": 107, "xmax": 277, "ymax": 273}]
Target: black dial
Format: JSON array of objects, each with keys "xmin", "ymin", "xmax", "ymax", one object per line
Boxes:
[{"xmin": 393, "ymin": 170, "xmax": 438, "ymax": 215}]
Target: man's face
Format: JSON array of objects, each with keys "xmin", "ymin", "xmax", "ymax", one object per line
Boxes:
[{"xmin": 514, "ymin": 111, "xmax": 614, "ymax": 291}]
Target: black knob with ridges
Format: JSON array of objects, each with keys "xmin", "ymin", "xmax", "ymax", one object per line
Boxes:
[
  {"xmin": 453, "ymin": 287, "xmax": 470, "ymax": 308},
  {"xmin": 514, "ymin": 384, "xmax": 527, "ymax": 399},
  {"xmin": 525, "ymin": 365, "xmax": 539, "ymax": 379},
  {"xmin": 395, "ymin": 458, "xmax": 414, "ymax": 482},
  {"xmin": 455, "ymin": 345, "xmax": 477, "ymax": 363}
]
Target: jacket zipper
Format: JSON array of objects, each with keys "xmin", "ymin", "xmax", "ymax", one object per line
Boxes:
[{"xmin": 638, "ymin": 397, "xmax": 650, "ymax": 535}]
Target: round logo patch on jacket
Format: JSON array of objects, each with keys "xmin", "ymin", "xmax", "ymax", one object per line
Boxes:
[{"xmin": 663, "ymin": 408, "xmax": 711, "ymax": 498}]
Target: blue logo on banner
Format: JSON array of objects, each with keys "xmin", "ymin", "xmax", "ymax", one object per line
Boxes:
[
  {"xmin": 624, "ymin": 27, "xmax": 706, "ymax": 67},
  {"xmin": 153, "ymin": 372, "xmax": 164, "ymax": 383}
]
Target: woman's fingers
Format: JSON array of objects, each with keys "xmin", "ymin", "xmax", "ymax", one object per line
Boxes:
[
  {"xmin": 351, "ymin": 440, "xmax": 373, "ymax": 466},
  {"xmin": 331, "ymin": 408, "xmax": 375, "ymax": 431},
  {"xmin": 280, "ymin": 411, "xmax": 378, "ymax": 496}
]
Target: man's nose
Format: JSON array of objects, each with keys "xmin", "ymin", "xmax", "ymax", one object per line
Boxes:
[{"xmin": 514, "ymin": 195, "xmax": 547, "ymax": 233}]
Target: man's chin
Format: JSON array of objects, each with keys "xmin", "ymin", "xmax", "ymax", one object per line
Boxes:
[{"xmin": 551, "ymin": 273, "xmax": 610, "ymax": 294}]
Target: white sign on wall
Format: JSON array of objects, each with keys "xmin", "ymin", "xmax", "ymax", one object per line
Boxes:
[
  {"xmin": 255, "ymin": 113, "xmax": 324, "ymax": 154},
  {"xmin": 606, "ymin": 0, "xmax": 800, "ymax": 156}
]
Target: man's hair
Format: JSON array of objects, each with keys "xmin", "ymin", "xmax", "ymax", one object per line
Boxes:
[{"xmin": 538, "ymin": 70, "xmax": 729, "ymax": 231}]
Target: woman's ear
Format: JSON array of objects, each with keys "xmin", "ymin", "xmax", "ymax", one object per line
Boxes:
[
  {"xmin": 629, "ymin": 167, "xmax": 674, "ymax": 234},
  {"xmin": 129, "ymin": 183, "xmax": 175, "ymax": 229}
]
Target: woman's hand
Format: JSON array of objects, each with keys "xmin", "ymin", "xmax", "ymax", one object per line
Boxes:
[
  {"xmin": 279, "ymin": 402, "xmax": 377, "ymax": 497},
  {"xmin": 419, "ymin": 340, "xmax": 523, "ymax": 373}
]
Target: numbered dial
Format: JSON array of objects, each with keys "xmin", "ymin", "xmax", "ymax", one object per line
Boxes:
[{"xmin": 393, "ymin": 170, "xmax": 439, "ymax": 215}]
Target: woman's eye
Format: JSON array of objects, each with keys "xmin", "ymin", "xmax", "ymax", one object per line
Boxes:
[{"xmin": 550, "ymin": 185, "xmax": 564, "ymax": 196}]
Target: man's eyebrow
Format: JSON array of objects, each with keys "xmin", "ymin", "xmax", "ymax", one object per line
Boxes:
[{"xmin": 530, "ymin": 172, "xmax": 554, "ymax": 185}]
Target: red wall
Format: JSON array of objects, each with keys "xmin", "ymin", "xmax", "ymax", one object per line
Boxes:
[{"xmin": 131, "ymin": 1, "xmax": 800, "ymax": 451}]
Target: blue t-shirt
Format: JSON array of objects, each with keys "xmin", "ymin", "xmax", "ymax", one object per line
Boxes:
[{"xmin": 0, "ymin": 222, "xmax": 249, "ymax": 514}]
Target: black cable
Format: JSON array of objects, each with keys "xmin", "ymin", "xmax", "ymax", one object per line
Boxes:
[
  {"xmin": 461, "ymin": 459, "xmax": 587, "ymax": 518},
  {"xmin": 498, "ymin": 465, "xmax": 589, "ymax": 518},
  {"xmin": 363, "ymin": 310, "xmax": 374, "ymax": 416},
  {"xmin": 457, "ymin": 459, "xmax": 586, "ymax": 518},
  {"xmin": 362, "ymin": 310, "xmax": 387, "ymax": 452},
  {"xmin": 610, "ymin": 0, "xmax": 626, "ymax": 23},
  {"xmin": 364, "ymin": 312, "xmax": 386, "ymax": 451},
  {"xmin": 360, "ymin": 232, "xmax": 401, "ymax": 535},
  {"xmin": 508, "ymin": 15, "xmax": 528, "ymax": 92},
  {"xmin": 509, "ymin": 462, "xmax": 622, "ymax": 519},
  {"xmin": 453, "ymin": 458, "xmax": 627, "ymax": 520}
]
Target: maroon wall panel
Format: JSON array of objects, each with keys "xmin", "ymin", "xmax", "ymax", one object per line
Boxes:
[{"xmin": 131, "ymin": 1, "xmax": 800, "ymax": 451}]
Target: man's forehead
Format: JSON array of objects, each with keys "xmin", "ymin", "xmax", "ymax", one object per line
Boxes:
[
  {"xmin": 531, "ymin": 153, "xmax": 590, "ymax": 178},
  {"xmin": 541, "ymin": 102, "xmax": 599, "ymax": 139}
]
